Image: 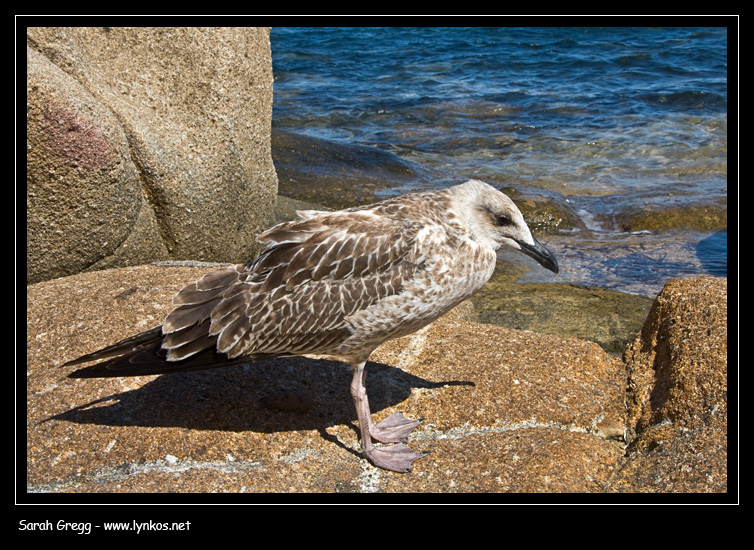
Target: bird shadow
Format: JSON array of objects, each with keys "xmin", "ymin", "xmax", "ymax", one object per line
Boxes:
[{"xmin": 48, "ymin": 357, "xmax": 474, "ymax": 445}]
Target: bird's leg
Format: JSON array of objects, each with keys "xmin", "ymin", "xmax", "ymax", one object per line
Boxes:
[
  {"xmin": 351, "ymin": 362, "xmax": 423, "ymax": 443},
  {"xmin": 349, "ymin": 361, "xmax": 426, "ymax": 473}
]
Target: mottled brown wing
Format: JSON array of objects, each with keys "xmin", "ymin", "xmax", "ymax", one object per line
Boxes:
[{"xmin": 160, "ymin": 211, "xmax": 426, "ymax": 362}]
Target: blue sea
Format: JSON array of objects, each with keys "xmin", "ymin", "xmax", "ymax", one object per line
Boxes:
[{"xmin": 270, "ymin": 27, "xmax": 729, "ymax": 296}]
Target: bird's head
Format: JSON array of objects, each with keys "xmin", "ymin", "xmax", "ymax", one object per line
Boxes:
[{"xmin": 450, "ymin": 180, "xmax": 559, "ymax": 274}]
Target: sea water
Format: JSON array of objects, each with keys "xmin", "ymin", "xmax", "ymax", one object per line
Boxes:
[{"xmin": 270, "ymin": 27, "xmax": 729, "ymax": 296}]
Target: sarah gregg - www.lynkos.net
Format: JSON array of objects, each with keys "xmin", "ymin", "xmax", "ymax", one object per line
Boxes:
[{"xmin": 19, "ymin": 519, "xmax": 192, "ymax": 535}]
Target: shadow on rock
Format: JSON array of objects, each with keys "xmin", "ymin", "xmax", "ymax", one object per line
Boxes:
[{"xmin": 49, "ymin": 356, "xmax": 473, "ymax": 436}]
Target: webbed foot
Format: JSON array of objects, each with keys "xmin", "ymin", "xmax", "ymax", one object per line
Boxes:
[
  {"xmin": 363, "ymin": 443, "xmax": 427, "ymax": 473},
  {"xmin": 370, "ymin": 412, "xmax": 422, "ymax": 443}
]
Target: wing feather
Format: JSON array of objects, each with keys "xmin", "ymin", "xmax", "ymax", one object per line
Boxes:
[
  {"xmin": 205, "ymin": 211, "xmax": 426, "ymax": 359},
  {"xmin": 67, "ymin": 210, "xmax": 428, "ymax": 377}
]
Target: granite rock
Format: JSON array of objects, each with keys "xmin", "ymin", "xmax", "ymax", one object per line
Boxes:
[
  {"xmin": 26, "ymin": 27, "xmax": 277, "ymax": 284},
  {"xmin": 25, "ymin": 267, "xmax": 727, "ymax": 494},
  {"xmin": 611, "ymin": 276, "xmax": 728, "ymax": 493}
]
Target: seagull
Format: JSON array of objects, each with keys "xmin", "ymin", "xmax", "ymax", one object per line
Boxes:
[{"xmin": 63, "ymin": 179, "xmax": 558, "ymax": 472}]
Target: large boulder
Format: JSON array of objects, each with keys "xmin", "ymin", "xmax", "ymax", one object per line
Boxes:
[
  {"xmin": 26, "ymin": 264, "xmax": 625, "ymax": 493},
  {"xmin": 613, "ymin": 277, "xmax": 727, "ymax": 492},
  {"xmin": 25, "ymin": 268, "xmax": 728, "ymax": 493},
  {"xmin": 26, "ymin": 27, "xmax": 277, "ymax": 284}
]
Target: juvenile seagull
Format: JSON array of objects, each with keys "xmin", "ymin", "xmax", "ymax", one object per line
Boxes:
[{"xmin": 64, "ymin": 180, "xmax": 558, "ymax": 472}]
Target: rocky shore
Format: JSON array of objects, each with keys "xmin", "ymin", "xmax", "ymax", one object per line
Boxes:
[
  {"xmin": 24, "ymin": 27, "xmax": 727, "ymax": 496},
  {"xmin": 26, "ymin": 268, "xmax": 726, "ymax": 494}
]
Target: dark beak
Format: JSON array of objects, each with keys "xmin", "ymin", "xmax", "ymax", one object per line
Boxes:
[{"xmin": 518, "ymin": 237, "xmax": 559, "ymax": 274}]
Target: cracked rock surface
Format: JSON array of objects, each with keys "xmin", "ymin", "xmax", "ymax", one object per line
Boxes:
[{"xmin": 26, "ymin": 266, "xmax": 726, "ymax": 493}]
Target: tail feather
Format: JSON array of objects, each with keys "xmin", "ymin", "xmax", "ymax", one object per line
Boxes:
[
  {"xmin": 66, "ymin": 345, "xmax": 239, "ymax": 378},
  {"xmin": 62, "ymin": 326, "xmax": 163, "ymax": 367},
  {"xmin": 64, "ymin": 325, "xmax": 276, "ymax": 379}
]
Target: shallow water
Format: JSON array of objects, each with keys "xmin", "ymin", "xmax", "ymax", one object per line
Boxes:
[{"xmin": 270, "ymin": 27, "xmax": 729, "ymax": 297}]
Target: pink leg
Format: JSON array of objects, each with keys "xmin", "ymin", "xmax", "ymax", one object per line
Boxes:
[{"xmin": 349, "ymin": 361, "xmax": 426, "ymax": 473}]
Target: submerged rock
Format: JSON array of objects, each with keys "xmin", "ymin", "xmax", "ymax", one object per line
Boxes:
[
  {"xmin": 272, "ymin": 129, "xmax": 445, "ymax": 209},
  {"xmin": 472, "ymin": 272, "xmax": 654, "ymax": 356},
  {"xmin": 500, "ymin": 186, "xmax": 585, "ymax": 233},
  {"xmin": 615, "ymin": 200, "xmax": 727, "ymax": 232}
]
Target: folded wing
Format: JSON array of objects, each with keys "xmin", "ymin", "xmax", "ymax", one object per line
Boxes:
[{"xmin": 66, "ymin": 211, "xmax": 426, "ymax": 377}]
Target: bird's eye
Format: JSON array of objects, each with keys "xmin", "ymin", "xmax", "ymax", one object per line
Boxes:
[{"xmin": 495, "ymin": 214, "xmax": 512, "ymax": 227}]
